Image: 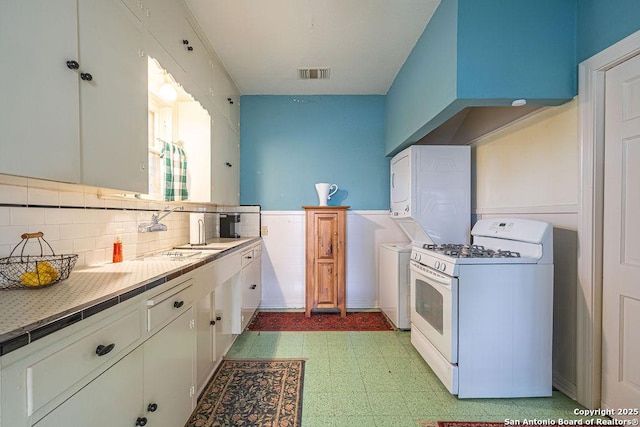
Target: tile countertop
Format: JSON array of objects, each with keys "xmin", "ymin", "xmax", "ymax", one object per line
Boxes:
[{"xmin": 0, "ymin": 237, "xmax": 260, "ymax": 356}]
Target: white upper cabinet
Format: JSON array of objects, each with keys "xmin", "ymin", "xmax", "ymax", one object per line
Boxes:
[
  {"xmin": 78, "ymin": 0, "xmax": 148, "ymax": 193},
  {"xmin": 210, "ymin": 109, "xmax": 240, "ymax": 205},
  {"xmin": 0, "ymin": 0, "xmax": 148, "ymax": 193},
  {"xmin": 0, "ymin": 0, "xmax": 81, "ymax": 183}
]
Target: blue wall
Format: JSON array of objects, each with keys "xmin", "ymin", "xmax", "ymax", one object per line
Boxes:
[
  {"xmin": 577, "ymin": 0, "xmax": 640, "ymax": 63},
  {"xmin": 384, "ymin": 0, "xmax": 576, "ymax": 156},
  {"xmin": 240, "ymin": 96, "xmax": 388, "ymax": 210},
  {"xmin": 384, "ymin": 0, "xmax": 459, "ymax": 157},
  {"xmin": 457, "ymin": 0, "xmax": 576, "ymax": 100}
]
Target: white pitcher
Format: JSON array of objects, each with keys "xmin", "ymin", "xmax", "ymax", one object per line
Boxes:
[{"xmin": 315, "ymin": 183, "xmax": 338, "ymax": 206}]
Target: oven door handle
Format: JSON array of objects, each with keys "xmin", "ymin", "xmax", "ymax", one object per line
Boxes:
[{"xmin": 410, "ymin": 261, "xmax": 452, "ymax": 286}]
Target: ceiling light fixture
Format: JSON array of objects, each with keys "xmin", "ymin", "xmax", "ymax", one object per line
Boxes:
[{"xmin": 159, "ymin": 82, "xmax": 177, "ymax": 102}]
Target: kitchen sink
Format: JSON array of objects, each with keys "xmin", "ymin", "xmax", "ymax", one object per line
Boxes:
[{"xmin": 135, "ymin": 249, "xmax": 207, "ymax": 261}]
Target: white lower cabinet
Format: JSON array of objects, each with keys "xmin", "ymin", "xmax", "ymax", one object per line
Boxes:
[
  {"xmin": 34, "ymin": 347, "xmax": 144, "ymax": 427},
  {"xmin": 240, "ymin": 244, "xmax": 262, "ymax": 331},
  {"xmin": 195, "ymin": 289, "xmax": 216, "ymax": 391},
  {"xmin": 35, "ymin": 309, "xmax": 195, "ymax": 427},
  {"xmin": 143, "ymin": 308, "xmax": 195, "ymax": 427}
]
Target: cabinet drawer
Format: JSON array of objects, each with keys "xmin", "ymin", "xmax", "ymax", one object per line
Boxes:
[
  {"xmin": 27, "ymin": 308, "xmax": 142, "ymax": 416},
  {"xmin": 241, "ymin": 249, "xmax": 254, "ymax": 267},
  {"xmin": 147, "ymin": 279, "xmax": 193, "ymax": 331}
]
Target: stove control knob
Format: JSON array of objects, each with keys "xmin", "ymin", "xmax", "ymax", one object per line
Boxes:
[
  {"xmin": 440, "ymin": 263, "xmax": 447, "ymax": 272},
  {"xmin": 434, "ymin": 261, "xmax": 440, "ymax": 270}
]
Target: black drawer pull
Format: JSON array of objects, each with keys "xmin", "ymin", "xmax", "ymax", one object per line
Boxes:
[
  {"xmin": 173, "ymin": 300, "xmax": 184, "ymax": 309},
  {"xmin": 147, "ymin": 403, "xmax": 158, "ymax": 412},
  {"xmin": 210, "ymin": 320, "xmax": 216, "ymax": 326},
  {"xmin": 250, "ymin": 284, "xmax": 257, "ymax": 290},
  {"xmin": 66, "ymin": 60, "xmax": 79, "ymax": 70},
  {"xmin": 135, "ymin": 417, "xmax": 148, "ymax": 426},
  {"xmin": 95, "ymin": 343, "xmax": 115, "ymax": 357}
]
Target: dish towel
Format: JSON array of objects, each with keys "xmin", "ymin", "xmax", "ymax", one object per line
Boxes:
[{"xmin": 160, "ymin": 140, "xmax": 189, "ymax": 201}]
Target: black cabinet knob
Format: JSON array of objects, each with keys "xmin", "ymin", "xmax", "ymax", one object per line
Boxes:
[
  {"xmin": 227, "ymin": 97, "xmax": 233, "ymax": 104},
  {"xmin": 66, "ymin": 60, "xmax": 79, "ymax": 70},
  {"xmin": 182, "ymin": 39, "xmax": 189, "ymax": 45},
  {"xmin": 135, "ymin": 417, "xmax": 148, "ymax": 426},
  {"xmin": 210, "ymin": 320, "xmax": 216, "ymax": 326},
  {"xmin": 173, "ymin": 300, "xmax": 184, "ymax": 309},
  {"xmin": 80, "ymin": 72, "xmax": 93, "ymax": 81},
  {"xmin": 147, "ymin": 403, "xmax": 158, "ymax": 412},
  {"xmin": 187, "ymin": 46, "xmax": 193, "ymax": 51},
  {"xmin": 95, "ymin": 343, "xmax": 116, "ymax": 356},
  {"xmin": 216, "ymin": 316, "xmax": 222, "ymax": 321},
  {"xmin": 249, "ymin": 284, "xmax": 257, "ymax": 290},
  {"xmin": 225, "ymin": 162, "xmax": 232, "ymax": 167}
]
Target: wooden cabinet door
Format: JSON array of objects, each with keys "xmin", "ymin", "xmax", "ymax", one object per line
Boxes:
[
  {"xmin": 143, "ymin": 308, "xmax": 195, "ymax": 427},
  {"xmin": 314, "ymin": 213, "xmax": 339, "ymax": 307},
  {"xmin": 34, "ymin": 347, "xmax": 144, "ymax": 427},
  {"xmin": 0, "ymin": 0, "xmax": 81, "ymax": 183}
]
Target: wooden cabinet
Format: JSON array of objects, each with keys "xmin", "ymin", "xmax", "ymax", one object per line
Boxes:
[
  {"xmin": 0, "ymin": 0, "xmax": 148, "ymax": 192},
  {"xmin": 303, "ymin": 206, "xmax": 349, "ymax": 318}
]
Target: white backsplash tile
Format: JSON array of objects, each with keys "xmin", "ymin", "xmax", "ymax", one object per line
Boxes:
[{"xmin": 0, "ymin": 174, "xmax": 260, "ymax": 268}]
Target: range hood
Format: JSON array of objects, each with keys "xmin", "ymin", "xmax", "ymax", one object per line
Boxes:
[
  {"xmin": 414, "ymin": 105, "xmax": 542, "ymax": 146},
  {"xmin": 384, "ymin": 0, "xmax": 576, "ymax": 155}
]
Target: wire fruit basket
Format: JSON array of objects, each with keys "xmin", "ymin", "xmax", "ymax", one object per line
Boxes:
[{"xmin": 0, "ymin": 232, "xmax": 78, "ymax": 290}]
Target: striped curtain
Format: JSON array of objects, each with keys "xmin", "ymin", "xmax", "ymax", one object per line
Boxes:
[{"xmin": 160, "ymin": 140, "xmax": 189, "ymax": 201}]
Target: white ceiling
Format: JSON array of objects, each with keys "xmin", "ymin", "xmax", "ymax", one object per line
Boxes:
[{"xmin": 185, "ymin": 0, "xmax": 441, "ymax": 95}]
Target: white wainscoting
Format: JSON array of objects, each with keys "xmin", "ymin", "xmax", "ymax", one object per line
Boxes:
[{"xmin": 259, "ymin": 210, "xmax": 409, "ymax": 309}]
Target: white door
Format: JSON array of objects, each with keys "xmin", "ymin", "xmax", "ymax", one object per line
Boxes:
[{"xmin": 602, "ymin": 52, "xmax": 640, "ymax": 414}]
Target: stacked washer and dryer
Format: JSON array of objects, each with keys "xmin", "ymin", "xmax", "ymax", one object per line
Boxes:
[{"xmin": 378, "ymin": 145, "xmax": 470, "ymax": 330}]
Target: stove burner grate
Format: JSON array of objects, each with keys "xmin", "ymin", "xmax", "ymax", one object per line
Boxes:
[{"xmin": 422, "ymin": 243, "xmax": 521, "ymax": 259}]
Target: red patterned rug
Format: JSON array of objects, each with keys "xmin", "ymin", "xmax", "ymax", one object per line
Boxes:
[{"xmin": 247, "ymin": 311, "xmax": 395, "ymax": 331}]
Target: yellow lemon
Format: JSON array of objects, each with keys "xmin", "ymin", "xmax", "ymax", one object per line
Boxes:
[
  {"xmin": 37, "ymin": 261, "xmax": 59, "ymax": 281},
  {"xmin": 21, "ymin": 271, "xmax": 52, "ymax": 287}
]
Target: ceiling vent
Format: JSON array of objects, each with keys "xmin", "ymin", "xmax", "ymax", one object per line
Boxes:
[{"xmin": 297, "ymin": 67, "xmax": 331, "ymax": 80}]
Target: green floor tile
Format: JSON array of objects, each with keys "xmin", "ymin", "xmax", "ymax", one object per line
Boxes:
[
  {"xmin": 367, "ymin": 391, "xmax": 412, "ymax": 416},
  {"xmin": 331, "ymin": 392, "xmax": 372, "ymax": 416},
  {"xmin": 226, "ymin": 328, "xmax": 579, "ymax": 425},
  {"xmin": 302, "ymin": 392, "xmax": 334, "ymax": 416},
  {"xmin": 374, "ymin": 415, "xmax": 422, "ymax": 427}
]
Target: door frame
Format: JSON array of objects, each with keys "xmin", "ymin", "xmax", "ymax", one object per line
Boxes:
[{"xmin": 578, "ymin": 29, "xmax": 640, "ymax": 409}]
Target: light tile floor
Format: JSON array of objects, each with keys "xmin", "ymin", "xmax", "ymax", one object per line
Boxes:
[{"xmin": 226, "ymin": 330, "xmax": 598, "ymax": 427}]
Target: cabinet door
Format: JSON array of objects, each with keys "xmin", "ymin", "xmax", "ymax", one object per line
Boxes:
[
  {"xmin": 211, "ymin": 111, "xmax": 240, "ymax": 205},
  {"xmin": 78, "ymin": 0, "xmax": 148, "ymax": 193},
  {"xmin": 241, "ymin": 252, "xmax": 262, "ymax": 330},
  {"xmin": 145, "ymin": 0, "xmax": 189, "ymax": 73},
  {"xmin": 314, "ymin": 213, "xmax": 339, "ymax": 307},
  {"xmin": 0, "ymin": 0, "xmax": 81, "ymax": 183},
  {"xmin": 195, "ymin": 291, "xmax": 216, "ymax": 390},
  {"xmin": 144, "ymin": 308, "xmax": 195, "ymax": 427},
  {"xmin": 34, "ymin": 347, "xmax": 144, "ymax": 427},
  {"xmin": 215, "ymin": 275, "xmax": 238, "ymax": 357}
]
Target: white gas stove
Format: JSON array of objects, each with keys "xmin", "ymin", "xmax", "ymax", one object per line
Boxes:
[{"xmin": 409, "ymin": 218, "xmax": 554, "ymax": 398}]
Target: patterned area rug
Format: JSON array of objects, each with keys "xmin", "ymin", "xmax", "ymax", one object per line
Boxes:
[
  {"xmin": 247, "ymin": 311, "xmax": 395, "ymax": 331},
  {"xmin": 419, "ymin": 422, "xmax": 507, "ymax": 427},
  {"xmin": 185, "ymin": 359, "xmax": 304, "ymax": 427}
]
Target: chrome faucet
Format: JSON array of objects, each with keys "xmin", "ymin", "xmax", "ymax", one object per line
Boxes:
[{"xmin": 138, "ymin": 205, "xmax": 184, "ymax": 232}]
